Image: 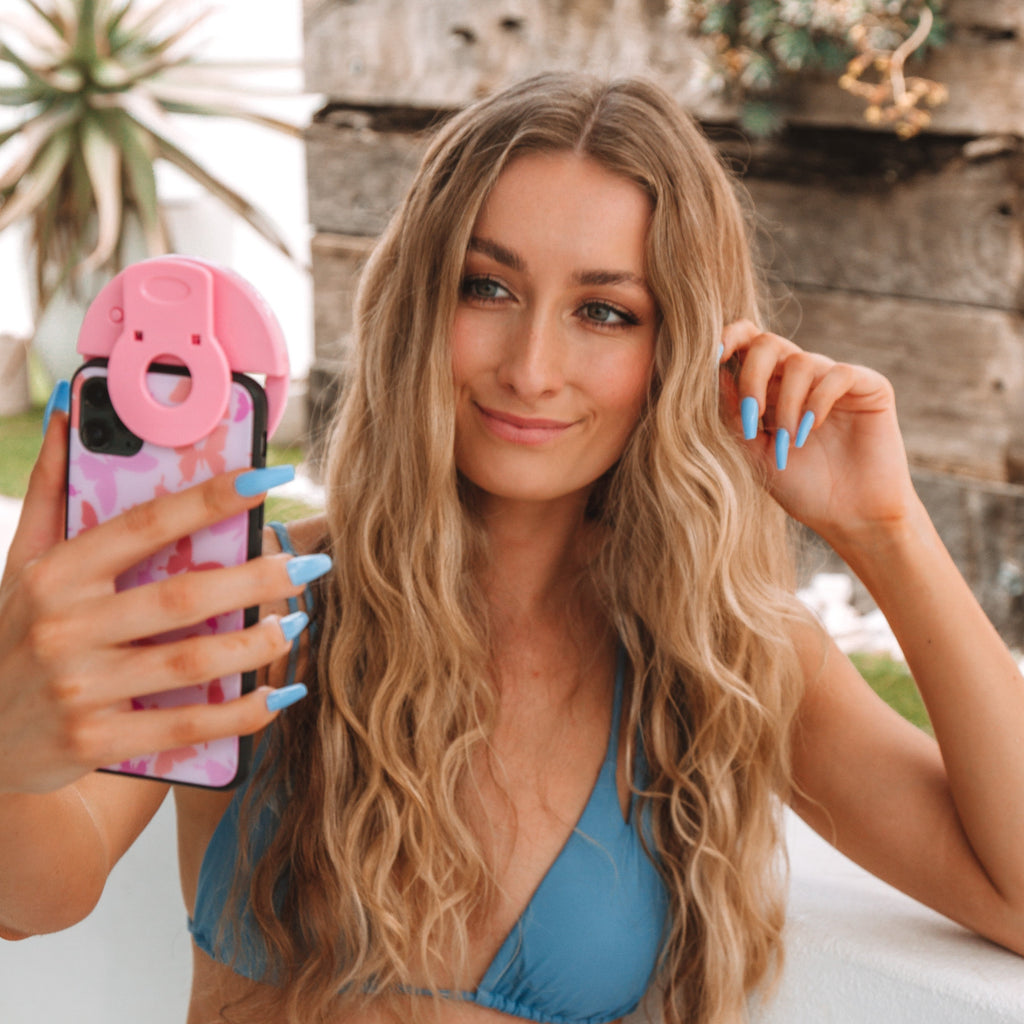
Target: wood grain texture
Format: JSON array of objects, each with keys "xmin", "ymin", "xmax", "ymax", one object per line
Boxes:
[
  {"xmin": 743, "ymin": 148, "xmax": 1024, "ymax": 310},
  {"xmin": 306, "ymin": 116, "xmax": 429, "ymax": 236},
  {"xmin": 302, "ymin": 0, "xmax": 736, "ymax": 113},
  {"xmin": 302, "ymin": 0, "xmax": 1024, "ymax": 136},
  {"xmin": 946, "ymin": 0, "xmax": 1024, "ymax": 35},
  {"xmin": 775, "ymin": 287, "xmax": 1024, "ymax": 481},
  {"xmin": 310, "ymin": 233, "xmax": 377, "ymax": 361}
]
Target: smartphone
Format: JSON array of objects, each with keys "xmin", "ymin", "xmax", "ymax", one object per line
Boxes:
[{"xmin": 66, "ymin": 358, "xmax": 268, "ymax": 789}]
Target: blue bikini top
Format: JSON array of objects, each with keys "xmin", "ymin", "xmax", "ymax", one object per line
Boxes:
[{"xmin": 189, "ymin": 527, "xmax": 669, "ymax": 1023}]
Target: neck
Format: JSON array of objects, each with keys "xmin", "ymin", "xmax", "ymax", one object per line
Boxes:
[
  {"xmin": 473, "ymin": 490, "xmax": 615, "ymax": 711},
  {"xmin": 475, "ymin": 491, "xmax": 595, "ymax": 625}
]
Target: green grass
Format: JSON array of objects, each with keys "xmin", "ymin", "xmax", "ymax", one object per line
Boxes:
[
  {"xmin": 0, "ymin": 407, "xmax": 45, "ymax": 499},
  {"xmin": 263, "ymin": 440, "xmax": 321, "ymax": 522},
  {"xmin": 0, "ymin": 408, "xmax": 934, "ymax": 734},
  {"xmin": 851, "ymin": 652, "xmax": 933, "ymax": 736},
  {"xmin": 264, "ymin": 491, "xmax": 321, "ymax": 524}
]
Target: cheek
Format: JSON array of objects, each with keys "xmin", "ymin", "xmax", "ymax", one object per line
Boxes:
[
  {"xmin": 450, "ymin": 310, "xmax": 494, "ymax": 388},
  {"xmin": 600, "ymin": 350, "xmax": 654, "ymax": 425}
]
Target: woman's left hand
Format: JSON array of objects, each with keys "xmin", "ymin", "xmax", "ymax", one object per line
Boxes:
[{"xmin": 720, "ymin": 320, "xmax": 915, "ymax": 540}]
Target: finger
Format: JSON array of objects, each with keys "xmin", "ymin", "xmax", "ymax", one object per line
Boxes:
[
  {"xmin": 70, "ymin": 552, "xmax": 330, "ymax": 648},
  {"xmin": 74, "ymin": 684, "xmax": 306, "ymax": 770},
  {"xmin": 802, "ymin": 363, "xmax": 881, "ymax": 427},
  {"xmin": 732, "ymin": 332, "xmax": 800, "ymax": 440},
  {"xmin": 720, "ymin": 319, "xmax": 760, "ymax": 360},
  {"xmin": 64, "ymin": 465, "xmax": 295, "ymax": 585},
  {"xmin": 93, "ymin": 612, "xmax": 309, "ymax": 705},
  {"xmin": 771, "ymin": 351, "xmax": 835, "ymax": 438},
  {"xmin": 3, "ymin": 385, "xmax": 70, "ymax": 579},
  {"xmin": 42, "ymin": 378, "xmax": 71, "ymax": 437}
]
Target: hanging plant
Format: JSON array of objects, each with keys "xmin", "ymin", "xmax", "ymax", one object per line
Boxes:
[
  {"xmin": 672, "ymin": 0, "xmax": 949, "ymax": 137},
  {"xmin": 0, "ymin": 0, "xmax": 304, "ymax": 315}
]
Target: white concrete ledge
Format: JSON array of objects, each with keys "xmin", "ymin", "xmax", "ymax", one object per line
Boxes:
[
  {"xmin": 2, "ymin": 804, "xmax": 1023, "ymax": 1022},
  {"xmin": 0, "ymin": 798, "xmax": 190, "ymax": 1023},
  {"xmin": 754, "ymin": 813, "xmax": 1024, "ymax": 1024}
]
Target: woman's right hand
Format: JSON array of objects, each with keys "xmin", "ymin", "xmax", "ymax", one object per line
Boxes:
[{"xmin": 0, "ymin": 405, "xmax": 323, "ymax": 796}]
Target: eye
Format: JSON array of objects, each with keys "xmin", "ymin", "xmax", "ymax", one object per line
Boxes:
[
  {"xmin": 461, "ymin": 275, "xmax": 512, "ymax": 302},
  {"xmin": 578, "ymin": 301, "xmax": 640, "ymax": 327}
]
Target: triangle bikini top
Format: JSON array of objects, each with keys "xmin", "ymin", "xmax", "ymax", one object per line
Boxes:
[{"xmin": 189, "ymin": 528, "xmax": 669, "ymax": 1023}]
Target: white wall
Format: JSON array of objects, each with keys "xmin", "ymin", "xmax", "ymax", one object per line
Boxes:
[{"xmin": 0, "ymin": 0, "xmax": 317, "ymax": 379}]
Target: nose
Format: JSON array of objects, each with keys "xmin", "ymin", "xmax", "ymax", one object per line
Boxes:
[{"xmin": 496, "ymin": 311, "xmax": 565, "ymax": 401}]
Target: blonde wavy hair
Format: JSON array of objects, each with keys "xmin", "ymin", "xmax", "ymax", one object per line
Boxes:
[{"xmin": 230, "ymin": 72, "xmax": 806, "ymax": 1024}]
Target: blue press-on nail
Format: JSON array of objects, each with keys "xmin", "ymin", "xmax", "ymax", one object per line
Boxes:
[
  {"xmin": 775, "ymin": 428, "xmax": 790, "ymax": 471},
  {"xmin": 234, "ymin": 464, "xmax": 295, "ymax": 497},
  {"xmin": 266, "ymin": 682, "xmax": 308, "ymax": 712},
  {"xmin": 279, "ymin": 610, "xmax": 309, "ymax": 642},
  {"xmin": 42, "ymin": 380, "xmax": 70, "ymax": 435},
  {"xmin": 795, "ymin": 410, "xmax": 815, "ymax": 448},
  {"xmin": 741, "ymin": 396, "xmax": 760, "ymax": 441},
  {"xmin": 286, "ymin": 553, "xmax": 333, "ymax": 586}
]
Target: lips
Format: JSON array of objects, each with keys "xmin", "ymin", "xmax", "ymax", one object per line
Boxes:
[{"xmin": 475, "ymin": 403, "xmax": 577, "ymax": 445}]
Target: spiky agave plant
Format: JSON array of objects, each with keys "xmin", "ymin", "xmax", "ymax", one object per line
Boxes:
[{"xmin": 0, "ymin": 0, "xmax": 302, "ymax": 313}]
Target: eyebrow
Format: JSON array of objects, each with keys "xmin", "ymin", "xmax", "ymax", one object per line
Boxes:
[
  {"xmin": 467, "ymin": 235, "xmax": 647, "ymax": 290},
  {"xmin": 573, "ymin": 268, "xmax": 646, "ymax": 288},
  {"xmin": 467, "ymin": 236, "xmax": 524, "ymax": 272}
]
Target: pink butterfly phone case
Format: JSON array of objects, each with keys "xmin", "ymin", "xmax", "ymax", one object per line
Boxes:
[
  {"xmin": 66, "ymin": 362, "xmax": 266, "ymax": 788},
  {"xmin": 63, "ymin": 255, "xmax": 290, "ymax": 789}
]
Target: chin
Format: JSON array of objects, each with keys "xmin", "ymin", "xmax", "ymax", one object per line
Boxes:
[{"xmin": 456, "ymin": 462, "xmax": 601, "ymax": 509}]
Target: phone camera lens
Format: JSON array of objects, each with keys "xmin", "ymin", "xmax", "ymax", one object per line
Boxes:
[
  {"xmin": 82, "ymin": 378, "xmax": 112, "ymax": 409},
  {"xmin": 81, "ymin": 419, "xmax": 112, "ymax": 451}
]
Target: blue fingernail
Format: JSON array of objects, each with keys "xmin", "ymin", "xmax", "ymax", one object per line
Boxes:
[
  {"xmin": 42, "ymin": 380, "xmax": 70, "ymax": 435},
  {"xmin": 795, "ymin": 410, "xmax": 815, "ymax": 448},
  {"xmin": 234, "ymin": 464, "xmax": 295, "ymax": 497},
  {"xmin": 717, "ymin": 343, "xmax": 725, "ymax": 363},
  {"xmin": 286, "ymin": 553, "xmax": 333, "ymax": 586},
  {"xmin": 775, "ymin": 428, "xmax": 790, "ymax": 471},
  {"xmin": 741, "ymin": 396, "xmax": 759, "ymax": 440},
  {"xmin": 266, "ymin": 682, "xmax": 308, "ymax": 712},
  {"xmin": 279, "ymin": 610, "xmax": 309, "ymax": 642}
]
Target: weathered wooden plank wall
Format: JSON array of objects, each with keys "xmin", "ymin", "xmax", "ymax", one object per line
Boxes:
[
  {"xmin": 302, "ymin": 0, "xmax": 1024, "ymax": 642},
  {"xmin": 302, "ymin": 0, "xmax": 1024, "ymax": 133},
  {"xmin": 725, "ymin": 129, "xmax": 1024, "ymax": 482}
]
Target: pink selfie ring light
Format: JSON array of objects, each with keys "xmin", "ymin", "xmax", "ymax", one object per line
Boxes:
[{"xmin": 77, "ymin": 256, "xmax": 290, "ymax": 447}]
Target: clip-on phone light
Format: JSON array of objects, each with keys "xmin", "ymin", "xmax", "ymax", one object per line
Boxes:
[{"xmin": 76, "ymin": 255, "xmax": 289, "ymax": 448}]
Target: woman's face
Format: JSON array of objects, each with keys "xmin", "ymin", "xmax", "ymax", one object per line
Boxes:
[{"xmin": 452, "ymin": 151, "xmax": 657, "ymax": 508}]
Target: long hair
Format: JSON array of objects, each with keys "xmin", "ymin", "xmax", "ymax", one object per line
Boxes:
[{"xmin": 231, "ymin": 72, "xmax": 806, "ymax": 1024}]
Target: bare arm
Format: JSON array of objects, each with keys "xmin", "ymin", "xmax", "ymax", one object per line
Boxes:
[
  {"xmin": 793, "ymin": 498, "xmax": 1024, "ymax": 947},
  {"xmin": 724, "ymin": 321, "xmax": 1024, "ymax": 952},
  {"xmin": 0, "ymin": 409, "xmax": 319, "ymax": 936},
  {"xmin": 0, "ymin": 775, "xmax": 168, "ymax": 938},
  {"xmin": 791, "ymin": 614, "xmax": 1024, "ymax": 954}
]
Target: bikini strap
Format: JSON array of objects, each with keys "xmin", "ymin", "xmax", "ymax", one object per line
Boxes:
[
  {"xmin": 268, "ymin": 520, "xmax": 301, "ymax": 690},
  {"xmin": 606, "ymin": 643, "xmax": 626, "ymax": 764}
]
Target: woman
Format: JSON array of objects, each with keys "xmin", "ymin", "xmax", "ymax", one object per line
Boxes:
[{"xmin": 1, "ymin": 73, "xmax": 1022, "ymax": 1024}]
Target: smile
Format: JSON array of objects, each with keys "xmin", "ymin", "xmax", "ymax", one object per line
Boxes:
[{"xmin": 475, "ymin": 404, "xmax": 577, "ymax": 445}]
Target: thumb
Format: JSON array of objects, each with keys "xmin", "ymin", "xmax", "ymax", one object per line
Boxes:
[{"xmin": 3, "ymin": 382, "xmax": 70, "ymax": 580}]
